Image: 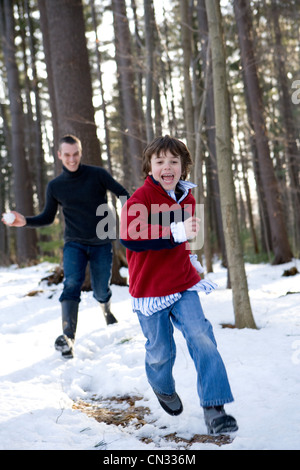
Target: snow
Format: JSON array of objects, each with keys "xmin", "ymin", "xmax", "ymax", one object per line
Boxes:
[{"xmin": 0, "ymin": 259, "xmax": 300, "ymax": 451}]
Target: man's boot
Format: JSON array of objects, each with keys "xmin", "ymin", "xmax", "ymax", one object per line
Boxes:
[
  {"xmin": 100, "ymin": 299, "xmax": 118, "ymax": 325},
  {"xmin": 54, "ymin": 300, "xmax": 79, "ymax": 358}
]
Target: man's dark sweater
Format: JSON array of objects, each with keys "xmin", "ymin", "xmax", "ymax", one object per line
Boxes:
[{"xmin": 26, "ymin": 164, "xmax": 129, "ymax": 245}]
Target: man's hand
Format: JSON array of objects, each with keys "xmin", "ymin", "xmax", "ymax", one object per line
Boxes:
[
  {"xmin": 1, "ymin": 211, "xmax": 27, "ymax": 227},
  {"xmin": 184, "ymin": 216, "xmax": 200, "ymax": 240}
]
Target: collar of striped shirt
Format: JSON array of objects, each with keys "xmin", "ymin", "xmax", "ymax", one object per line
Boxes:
[{"xmin": 167, "ymin": 180, "xmax": 197, "ymax": 203}]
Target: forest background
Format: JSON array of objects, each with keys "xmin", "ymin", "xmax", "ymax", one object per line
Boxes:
[{"xmin": 0, "ymin": 0, "xmax": 299, "ymax": 329}]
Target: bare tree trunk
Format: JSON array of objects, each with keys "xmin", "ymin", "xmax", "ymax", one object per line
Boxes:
[
  {"xmin": 0, "ymin": 142, "xmax": 9, "ymax": 264},
  {"xmin": 40, "ymin": 0, "xmax": 102, "ymax": 167},
  {"xmin": 0, "ymin": 99, "xmax": 10, "ymax": 264},
  {"xmin": 37, "ymin": 0, "xmax": 60, "ymax": 175},
  {"xmin": 179, "ymin": 0, "xmax": 196, "ymax": 160},
  {"xmin": 90, "ymin": 0, "xmax": 112, "ymax": 173},
  {"xmin": 196, "ymin": 0, "xmax": 226, "ymax": 267},
  {"xmin": 24, "ymin": 0, "xmax": 46, "ymax": 210},
  {"xmin": 234, "ymin": 0, "xmax": 293, "ymax": 265},
  {"xmin": 112, "ymin": 0, "xmax": 144, "ymax": 192},
  {"xmin": 0, "ymin": 0, "xmax": 37, "ymax": 264},
  {"xmin": 231, "ymin": 93, "xmax": 259, "ymax": 254},
  {"xmin": 205, "ymin": 0, "xmax": 256, "ymax": 329},
  {"xmin": 90, "ymin": 0, "xmax": 127, "ymax": 287},
  {"xmin": 144, "ymin": 0, "xmax": 155, "ymax": 142},
  {"xmin": 129, "ymin": 0, "xmax": 147, "ymax": 146},
  {"xmin": 270, "ymin": 0, "xmax": 300, "ymax": 256},
  {"xmin": 162, "ymin": 6, "xmax": 178, "ymax": 135}
]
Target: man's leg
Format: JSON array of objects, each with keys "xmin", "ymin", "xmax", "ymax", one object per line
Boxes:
[
  {"xmin": 56, "ymin": 242, "xmax": 88, "ymax": 357},
  {"xmin": 89, "ymin": 243, "xmax": 117, "ymax": 325},
  {"xmin": 59, "ymin": 241, "xmax": 88, "ymax": 304}
]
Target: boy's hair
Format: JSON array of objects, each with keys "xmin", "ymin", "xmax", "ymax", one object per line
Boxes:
[
  {"xmin": 142, "ymin": 135, "xmax": 193, "ymax": 180},
  {"xmin": 58, "ymin": 134, "xmax": 82, "ymax": 152}
]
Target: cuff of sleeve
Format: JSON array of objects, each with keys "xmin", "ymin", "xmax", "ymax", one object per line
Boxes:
[{"xmin": 189, "ymin": 254, "xmax": 205, "ymax": 273}]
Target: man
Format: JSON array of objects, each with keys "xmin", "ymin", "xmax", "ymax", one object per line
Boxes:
[{"xmin": 2, "ymin": 134, "xmax": 129, "ymax": 358}]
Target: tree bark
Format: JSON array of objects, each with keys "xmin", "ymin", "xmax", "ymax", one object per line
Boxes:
[
  {"xmin": 179, "ymin": 0, "xmax": 196, "ymax": 160},
  {"xmin": 24, "ymin": 0, "xmax": 46, "ymax": 210},
  {"xmin": 205, "ymin": 0, "xmax": 256, "ymax": 329},
  {"xmin": 196, "ymin": 0, "xmax": 227, "ymax": 266},
  {"xmin": 37, "ymin": 0, "xmax": 60, "ymax": 174},
  {"xmin": 144, "ymin": 0, "xmax": 155, "ymax": 142},
  {"xmin": 270, "ymin": 0, "xmax": 300, "ymax": 254},
  {"xmin": 234, "ymin": 0, "xmax": 293, "ymax": 265},
  {"xmin": 112, "ymin": 0, "xmax": 144, "ymax": 192},
  {"xmin": 0, "ymin": 0, "xmax": 37, "ymax": 264},
  {"xmin": 39, "ymin": 0, "xmax": 102, "ymax": 167}
]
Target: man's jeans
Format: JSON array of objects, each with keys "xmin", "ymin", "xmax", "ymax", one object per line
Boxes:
[
  {"xmin": 136, "ymin": 291, "xmax": 234, "ymax": 408},
  {"xmin": 59, "ymin": 241, "xmax": 113, "ymax": 304}
]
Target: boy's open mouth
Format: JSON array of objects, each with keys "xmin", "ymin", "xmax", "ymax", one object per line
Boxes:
[{"xmin": 161, "ymin": 174, "xmax": 174, "ymax": 183}]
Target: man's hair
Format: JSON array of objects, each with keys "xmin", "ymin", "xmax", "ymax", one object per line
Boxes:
[
  {"xmin": 58, "ymin": 134, "xmax": 82, "ymax": 152},
  {"xmin": 142, "ymin": 135, "xmax": 193, "ymax": 180}
]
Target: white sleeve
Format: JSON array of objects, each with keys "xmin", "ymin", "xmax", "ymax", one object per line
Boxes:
[{"xmin": 189, "ymin": 254, "xmax": 205, "ymax": 273}]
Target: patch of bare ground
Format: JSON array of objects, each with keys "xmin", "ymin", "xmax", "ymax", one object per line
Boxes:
[{"xmin": 73, "ymin": 395, "xmax": 233, "ymax": 447}]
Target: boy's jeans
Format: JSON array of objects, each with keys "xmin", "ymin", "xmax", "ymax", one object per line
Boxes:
[
  {"xmin": 136, "ymin": 290, "xmax": 234, "ymax": 408},
  {"xmin": 59, "ymin": 241, "xmax": 113, "ymax": 304}
]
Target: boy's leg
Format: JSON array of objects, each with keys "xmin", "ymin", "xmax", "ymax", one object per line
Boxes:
[
  {"xmin": 171, "ymin": 291, "xmax": 234, "ymax": 408},
  {"xmin": 136, "ymin": 308, "xmax": 176, "ymax": 396}
]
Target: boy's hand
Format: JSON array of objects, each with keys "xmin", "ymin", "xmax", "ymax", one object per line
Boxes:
[
  {"xmin": 184, "ymin": 216, "xmax": 200, "ymax": 240},
  {"xmin": 1, "ymin": 211, "xmax": 27, "ymax": 227}
]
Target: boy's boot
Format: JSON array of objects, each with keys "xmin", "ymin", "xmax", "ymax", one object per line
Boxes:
[
  {"xmin": 54, "ymin": 300, "xmax": 79, "ymax": 359},
  {"xmin": 100, "ymin": 299, "xmax": 118, "ymax": 325},
  {"xmin": 154, "ymin": 390, "xmax": 183, "ymax": 416},
  {"xmin": 204, "ymin": 406, "xmax": 238, "ymax": 435}
]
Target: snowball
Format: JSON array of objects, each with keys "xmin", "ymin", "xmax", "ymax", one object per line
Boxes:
[{"xmin": 3, "ymin": 213, "xmax": 16, "ymax": 224}]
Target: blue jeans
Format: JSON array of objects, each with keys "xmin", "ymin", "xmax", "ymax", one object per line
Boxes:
[
  {"xmin": 59, "ymin": 241, "xmax": 113, "ymax": 304},
  {"xmin": 136, "ymin": 291, "xmax": 234, "ymax": 408}
]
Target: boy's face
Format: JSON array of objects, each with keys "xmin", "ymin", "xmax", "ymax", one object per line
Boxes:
[
  {"xmin": 149, "ymin": 150, "xmax": 182, "ymax": 191},
  {"xmin": 58, "ymin": 142, "xmax": 82, "ymax": 172}
]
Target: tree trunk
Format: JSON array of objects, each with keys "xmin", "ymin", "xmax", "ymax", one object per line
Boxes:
[
  {"xmin": 40, "ymin": 0, "xmax": 102, "ymax": 167},
  {"xmin": 270, "ymin": 0, "xmax": 300, "ymax": 255},
  {"xmin": 205, "ymin": 0, "xmax": 256, "ymax": 329},
  {"xmin": 0, "ymin": 0, "xmax": 37, "ymax": 265},
  {"xmin": 233, "ymin": 0, "xmax": 293, "ymax": 265},
  {"xmin": 162, "ymin": 6, "xmax": 178, "ymax": 135},
  {"xmin": 37, "ymin": 0, "xmax": 60, "ymax": 175},
  {"xmin": 179, "ymin": 0, "xmax": 196, "ymax": 160},
  {"xmin": 112, "ymin": 0, "xmax": 144, "ymax": 192},
  {"xmin": 196, "ymin": 0, "xmax": 226, "ymax": 266},
  {"xmin": 24, "ymin": 0, "xmax": 46, "ymax": 210},
  {"xmin": 129, "ymin": 0, "xmax": 147, "ymax": 147},
  {"xmin": 144, "ymin": 0, "xmax": 155, "ymax": 142}
]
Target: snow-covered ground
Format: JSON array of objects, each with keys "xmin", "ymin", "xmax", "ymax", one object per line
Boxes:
[{"xmin": 0, "ymin": 259, "xmax": 299, "ymax": 451}]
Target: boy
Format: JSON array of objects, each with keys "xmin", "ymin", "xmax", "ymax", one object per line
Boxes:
[{"xmin": 120, "ymin": 135, "xmax": 238, "ymax": 435}]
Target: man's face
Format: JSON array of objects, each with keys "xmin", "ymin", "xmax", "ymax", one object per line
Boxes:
[{"xmin": 58, "ymin": 142, "xmax": 82, "ymax": 172}]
